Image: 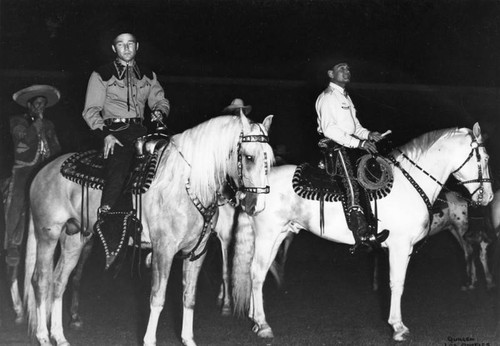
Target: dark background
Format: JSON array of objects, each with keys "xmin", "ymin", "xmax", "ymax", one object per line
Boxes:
[{"xmin": 1, "ymin": 0, "xmax": 500, "ymax": 165}]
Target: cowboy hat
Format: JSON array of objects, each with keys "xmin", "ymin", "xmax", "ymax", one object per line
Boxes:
[
  {"xmin": 222, "ymin": 98, "xmax": 252, "ymax": 115},
  {"xmin": 12, "ymin": 85, "xmax": 61, "ymax": 108}
]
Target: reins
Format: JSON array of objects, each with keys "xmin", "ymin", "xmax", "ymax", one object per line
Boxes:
[{"xmin": 385, "ymin": 135, "xmax": 492, "ymax": 254}]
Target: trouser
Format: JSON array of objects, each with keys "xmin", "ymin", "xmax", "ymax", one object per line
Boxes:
[
  {"xmin": 3, "ymin": 166, "xmax": 33, "ymax": 250},
  {"xmin": 335, "ymin": 147, "xmax": 363, "ymax": 210},
  {"xmin": 1, "ymin": 177, "xmax": 10, "ymax": 250},
  {"xmin": 101, "ymin": 123, "xmax": 147, "ymax": 210}
]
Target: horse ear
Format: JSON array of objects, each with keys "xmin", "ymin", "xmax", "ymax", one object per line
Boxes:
[
  {"xmin": 240, "ymin": 113, "xmax": 251, "ymax": 133},
  {"xmin": 472, "ymin": 122, "xmax": 481, "ymax": 139},
  {"xmin": 262, "ymin": 115, "xmax": 274, "ymax": 133}
]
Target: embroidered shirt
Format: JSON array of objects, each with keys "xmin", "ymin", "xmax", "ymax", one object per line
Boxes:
[
  {"xmin": 82, "ymin": 60, "xmax": 170, "ymax": 130},
  {"xmin": 315, "ymin": 82, "xmax": 369, "ymax": 148}
]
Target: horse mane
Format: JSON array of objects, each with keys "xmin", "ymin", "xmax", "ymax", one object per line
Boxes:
[
  {"xmin": 154, "ymin": 115, "xmax": 243, "ymax": 206},
  {"xmin": 396, "ymin": 127, "xmax": 466, "ymax": 162}
]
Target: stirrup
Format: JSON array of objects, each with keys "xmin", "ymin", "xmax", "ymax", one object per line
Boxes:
[{"xmin": 98, "ymin": 205, "xmax": 112, "ymax": 217}]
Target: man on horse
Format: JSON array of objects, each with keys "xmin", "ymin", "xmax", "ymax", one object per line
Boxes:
[
  {"xmin": 4, "ymin": 85, "xmax": 61, "ymax": 267},
  {"xmin": 315, "ymin": 62, "xmax": 389, "ymax": 252},
  {"xmin": 81, "ymin": 31, "xmax": 170, "ymax": 267}
]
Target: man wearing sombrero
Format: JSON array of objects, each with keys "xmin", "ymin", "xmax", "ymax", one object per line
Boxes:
[
  {"xmin": 222, "ymin": 98, "xmax": 252, "ymax": 116},
  {"xmin": 4, "ymin": 85, "xmax": 61, "ymax": 266}
]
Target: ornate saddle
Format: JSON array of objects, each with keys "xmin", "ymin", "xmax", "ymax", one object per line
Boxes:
[
  {"xmin": 60, "ymin": 133, "xmax": 169, "ymax": 194},
  {"xmin": 293, "ymin": 140, "xmax": 394, "ymax": 203},
  {"xmin": 292, "ymin": 139, "xmax": 394, "ymax": 238},
  {"xmin": 60, "ymin": 133, "xmax": 170, "ymax": 272}
]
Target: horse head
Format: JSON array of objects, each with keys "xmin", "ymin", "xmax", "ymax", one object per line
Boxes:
[
  {"xmin": 234, "ymin": 114, "xmax": 274, "ymax": 215},
  {"xmin": 451, "ymin": 122, "xmax": 493, "ymax": 206}
]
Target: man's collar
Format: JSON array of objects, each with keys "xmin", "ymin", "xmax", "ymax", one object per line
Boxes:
[
  {"xmin": 113, "ymin": 60, "xmax": 142, "ymax": 80},
  {"xmin": 329, "ymin": 82, "xmax": 346, "ymax": 94}
]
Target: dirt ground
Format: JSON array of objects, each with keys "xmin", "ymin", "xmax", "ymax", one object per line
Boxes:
[{"xmin": 0, "ymin": 230, "xmax": 499, "ymax": 346}]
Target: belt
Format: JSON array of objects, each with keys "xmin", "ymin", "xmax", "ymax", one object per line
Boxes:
[{"xmin": 104, "ymin": 117, "xmax": 142, "ymax": 126}]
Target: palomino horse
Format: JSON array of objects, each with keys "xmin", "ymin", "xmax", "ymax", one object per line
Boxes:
[
  {"xmin": 23, "ymin": 114, "xmax": 274, "ymax": 346},
  {"xmin": 232, "ymin": 123, "xmax": 493, "ymax": 342}
]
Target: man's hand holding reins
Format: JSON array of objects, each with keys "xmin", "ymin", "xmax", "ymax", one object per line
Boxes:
[
  {"xmin": 359, "ymin": 139, "xmax": 378, "ymax": 154},
  {"xmin": 104, "ymin": 134, "xmax": 123, "ymax": 159}
]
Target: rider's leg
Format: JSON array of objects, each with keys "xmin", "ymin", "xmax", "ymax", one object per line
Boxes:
[{"xmin": 336, "ymin": 148, "xmax": 388, "ymax": 251}]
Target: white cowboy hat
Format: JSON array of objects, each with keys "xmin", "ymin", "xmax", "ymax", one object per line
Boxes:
[
  {"xmin": 12, "ymin": 85, "xmax": 61, "ymax": 108},
  {"xmin": 222, "ymin": 98, "xmax": 252, "ymax": 115}
]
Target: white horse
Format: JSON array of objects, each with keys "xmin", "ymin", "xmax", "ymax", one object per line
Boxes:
[
  {"xmin": 231, "ymin": 123, "xmax": 493, "ymax": 341},
  {"xmin": 373, "ymin": 191, "xmax": 490, "ymax": 291},
  {"xmin": 23, "ymin": 114, "xmax": 274, "ymax": 346}
]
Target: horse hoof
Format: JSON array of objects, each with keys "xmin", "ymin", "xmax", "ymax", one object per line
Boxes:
[
  {"xmin": 391, "ymin": 321, "xmax": 410, "ymax": 341},
  {"xmin": 38, "ymin": 337, "xmax": 53, "ymax": 346},
  {"xmin": 181, "ymin": 337, "xmax": 197, "ymax": 346},
  {"xmin": 393, "ymin": 327, "xmax": 410, "ymax": 341},
  {"xmin": 69, "ymin": 318, "xmax": 83, "ymax": 330},
  {"xmin": 14, "ymin": 314, "xmax": 25, "ymax": 325},
  {"xmin": 252, "ymin": 323, "xmax": 274, "ymax": 338},
  {"xmin": 220, "ymin": 306, "xmax": 231, "ymax": 316}
]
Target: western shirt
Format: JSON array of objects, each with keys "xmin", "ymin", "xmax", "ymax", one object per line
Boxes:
[
  {"xmin": 315, "ymin": 82, "xmax": 369, "ymax": 148},
  {"xmin": 82, "ymin": 61, "xmax": 170, "ymax": 130}
]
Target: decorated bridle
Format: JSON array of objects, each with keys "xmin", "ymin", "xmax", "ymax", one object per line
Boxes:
[
  {"xmin": 390, "ymin": 134, "xmax": 492, "ymax": 210},
  {"xmin": 236, "ymin": 124, "xmax": 270, "ymax": 195},
  {"xmin": 451, "ymin": 137, "xmax": 493, "ymax": 205}
]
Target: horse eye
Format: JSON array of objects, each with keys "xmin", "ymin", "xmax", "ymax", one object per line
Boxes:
[{"xmin": 245, "ymin": 155, "xmax": 254, "ymax": 162}]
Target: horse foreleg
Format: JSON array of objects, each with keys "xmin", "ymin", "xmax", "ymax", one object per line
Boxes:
[
  {"xmin": 69, "ymin": 237, "xmax": 94, "ymax": 330},
  {"xmin": 250, "ymin": 229, "xmax": 288, "ymax": 339},
  {"xmin": 387, "ymin": 242, "xmax": 412, "ymax": 341},
  {"xmin": 7, "ymin": 263, "xmax": 24, "ymax": 324},
  {"xmin": 217, "ymin": 236, "xmax": 232, "ymax": 316},
  {"xmin": 143, "ymin": 250, "xmax": 174, "ymax": 346},
  {"xmin": 50, "ymin": 235, "xmax": 87, "ymax": 346},
  {"xmin": 479, "ymin": 241, "xmax": 495, "ymax": 290},
  {"xmin": 181, "ymin": 253, "xmax": 207, "ymax": 346},
  {"xmin": 461, "ymin": 242, "xmax": 477, "ymax": 291}
]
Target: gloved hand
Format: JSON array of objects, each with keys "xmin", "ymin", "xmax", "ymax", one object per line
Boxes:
[
  {"xmin": 151, "ymin": 110, "xmax": 164, "ymax": 122},
  {"xmin": 359, "ymin": 139, "xmax": 378, "ymax": 154},
  {"xmin": 368, "ymin": 131, "xmax": 383, "ymax": 142}
]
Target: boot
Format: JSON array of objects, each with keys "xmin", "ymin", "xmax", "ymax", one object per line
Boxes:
[{"xmin": 348, "ymin": 208, "xmax": 389, "ymax": 254}]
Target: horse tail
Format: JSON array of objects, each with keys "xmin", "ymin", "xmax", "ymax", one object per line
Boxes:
[
  {"xmin": 23, "ymin": 211, "xmax": 38, "ymax": 335},
  {"xmin": 231, "ymin": 211, "xmax": 254, "ymax": 316}
]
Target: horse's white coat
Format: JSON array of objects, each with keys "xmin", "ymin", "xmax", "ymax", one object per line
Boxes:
[
  {"xmin": 232, "ymin": 124, "xmax": 493, "ymax": 342},
  {"xmin": 22, "ymin": 114, "xmax": 274, "ymax": 346}
]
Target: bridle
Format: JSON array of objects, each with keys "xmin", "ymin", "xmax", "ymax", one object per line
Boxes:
[
  {"xmin": 450, "ymin": 138, "xmax": 493, "ymax": 205},
  {"xmin": 236, "ymin": 125, "xmax": 270, "ymax": 195},
  {"xmin": 389, "ymin": 135, "xmax": 492, "ymax": 210}
]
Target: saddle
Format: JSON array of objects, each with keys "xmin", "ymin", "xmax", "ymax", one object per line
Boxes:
[
  {"xmin": 293, "ymin": 140, "xmax": 393, "ymax": 203},
  {"xmin": 292, "ymin": 139, "xmax": 393, "ymax": 235},
  {"xmin": 60, "ymin": 133, "xmax": 170, "ymax": 271},
  {"xmin": 60, "ymin": 133, "xmax": 169, "ymax": 194}
]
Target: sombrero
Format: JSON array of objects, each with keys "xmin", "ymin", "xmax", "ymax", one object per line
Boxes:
[
  {"xmin": 12, "ymin": 85, "xmax": 61, "ymax": 108},
  {"xmin": 222, "ymin": 98, "xmax": 252, "ymax": 115}
]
